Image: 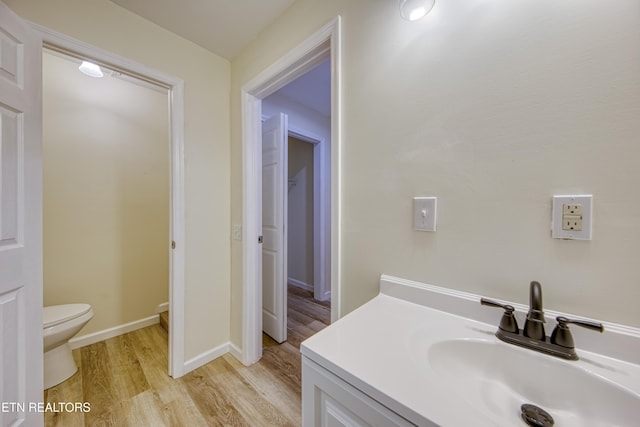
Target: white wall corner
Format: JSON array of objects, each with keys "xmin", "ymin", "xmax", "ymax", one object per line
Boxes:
[{"xmin": 229, "ymin": 342, "xmax": 243, "ymax": 362}]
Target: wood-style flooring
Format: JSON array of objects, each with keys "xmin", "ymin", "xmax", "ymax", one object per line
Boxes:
[
  {"xmin": 44, "ymin": 285, "xmax": 330, "ymax": 427},
  {"xmin": 159, "ymin": 310, "xmax": 169, "ymax": 333}
]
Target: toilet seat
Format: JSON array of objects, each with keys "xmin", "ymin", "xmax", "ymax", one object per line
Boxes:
[{"xmin": 43, "ymin": 304, "xmax": 92, "ymax": 328}]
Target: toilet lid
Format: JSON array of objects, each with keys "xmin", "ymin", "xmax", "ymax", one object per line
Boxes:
[{"xmin": 43, "ymin": 304, "xmax": 92, "ymax": 328}]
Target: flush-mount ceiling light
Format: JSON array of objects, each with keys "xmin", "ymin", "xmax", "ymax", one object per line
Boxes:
[
  {"xmin": 399, "ymin": 0, "xmax": 436, "ymax": 21},
  {"xmin": 78, "ymin": 61, "xmax": 104, "ymax": 78}
]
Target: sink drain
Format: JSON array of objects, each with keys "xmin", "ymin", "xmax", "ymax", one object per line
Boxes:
[{"xmin": 521, "ymin": 403, "xmax": 554, "ymax": 427}]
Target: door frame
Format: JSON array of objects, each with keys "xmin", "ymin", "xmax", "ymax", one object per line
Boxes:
[
  {"xmin": 241, "ymin": 16, "xmax": 342, "ymax": 365},
  {"xmin": 30, "ymin": 23, "xmax": 186, "ymax": 378}
]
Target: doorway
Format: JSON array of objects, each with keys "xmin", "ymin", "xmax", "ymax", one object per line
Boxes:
[
  {"xmin": 42, "ymin": 48, "xmax": 170, "ymax": 360},
  {"xmin": 36, "ymin": 25, "xmax": 186, "ymax": 377},
  {"xmin": 285, "ymin": 133, "xmax": 332, "ymax": 346},
  {"xmin": 260, "ymin": 57, "xmax": 332, "ymax": 345},
  {"xmin": 241, "ymin": 17, "xmax": 341, "ymax": 365}
]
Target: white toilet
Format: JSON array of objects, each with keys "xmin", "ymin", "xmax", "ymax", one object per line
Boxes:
[{"xmin": 43, "ymin": 304, "xmax": 94, "ymax": 390}]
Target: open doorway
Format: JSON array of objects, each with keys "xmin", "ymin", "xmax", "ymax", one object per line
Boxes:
[
  {"xmin": 261, "ymin": 59, "xmax": 332, "ymax": 346},
  {"xmin": 284, "ymin": 134, "xmax": 331, "ymax": 347},
  {"xmin": 42, "ymin": 47, "xmax": 170, "ymax": 367},
  {"xmin": 37, "ymin": 26, "xmax": 186, "ymax": 378},
  {"xmin": 241, "ymin": 17, "xmax": 341, "ymax": 365}
]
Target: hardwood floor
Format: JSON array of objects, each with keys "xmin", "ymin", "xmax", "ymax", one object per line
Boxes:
[
  {"xmin": 159, "ymin": 311, "xmax": 169, "ymax": 333},
  {"xmin": 285, "ymin": 284, "xmax": 330, "ymax": 350},
  {"xmin": 44, "ymin": 285, "xmax": 330, "ymax": 426}
]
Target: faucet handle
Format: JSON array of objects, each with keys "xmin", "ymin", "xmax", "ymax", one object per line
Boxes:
[
  {"xmin": 550, "ymin": 316, "xmax": 604, "ymax": 348},
  {"xmin": 480, "ymin": 298, "xmax": 519, "ymax": 333}
]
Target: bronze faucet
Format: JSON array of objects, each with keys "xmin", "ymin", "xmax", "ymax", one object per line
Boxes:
[
  {"xmin": 481, "ymin": 281, "xmax": 604, "ymax": 360},
  {"xmin": 523, "ymin": 281, "xmax": 545, "ymax": 340}
]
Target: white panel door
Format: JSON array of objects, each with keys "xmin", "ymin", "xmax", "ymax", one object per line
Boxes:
[
  {"xmin": 0, "ymin": 2, "xmax": 43, "ymax": 426},
  {"xmin": 261, "ymin": 113, "xmax": 288, "ymax": 343}
]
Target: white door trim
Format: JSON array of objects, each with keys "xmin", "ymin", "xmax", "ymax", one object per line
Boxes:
[
  {"xmin": 29, "ymin": 23, "xmax": 186, "ymax": 378},
  {"xmin": 241, "ymin": 16, "xmax": 342, "ymax": 365},
  {"xmin": 287, "ymin": 126, "xmax": 330, "ymax": 301}
]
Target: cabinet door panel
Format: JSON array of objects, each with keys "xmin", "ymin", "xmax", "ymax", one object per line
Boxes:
[{"xmin": 302, "ymin": 357, "xmax": 416, "ymax": 427}]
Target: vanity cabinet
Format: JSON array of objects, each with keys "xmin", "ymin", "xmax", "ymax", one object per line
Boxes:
[{"xmin": 302, "ymin": 356, "xmax": 415, "ymax": 427}]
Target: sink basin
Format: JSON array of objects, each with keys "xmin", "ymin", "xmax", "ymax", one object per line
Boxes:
[{"xmin": 428, "ymin": 339, "xmax": 640, "ymax": 426}]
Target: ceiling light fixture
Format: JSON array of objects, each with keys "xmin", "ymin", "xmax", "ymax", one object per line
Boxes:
[
  {"xmin": 399, "ymin": 0, "xmax": 436, "ymax": 21},
  {"xmin": 78, "ymin": 61, "xmax": 104, "ymax": 78}
]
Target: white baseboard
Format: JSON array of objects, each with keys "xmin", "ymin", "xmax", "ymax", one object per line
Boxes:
[
  {"xmin": 183, "ymin": 342, "xmax": 230, "ymax": 374},
  {"xmin": 288, "ymin": 277, "xmax": 313, "ymax": 292},
  {"xmin": 229, "ymin": 342, "xmax": 243, "ymax": 363},
  {"xmin": 69, "ymin": 315, "xmax": 160, "ymax": 350},
  {"xmin": 319, "ymin": 290, "xmax": 331, "ymax": 302},
  {"xmin": 156, "ymin": 302, "xmax": 169, "ymax": 313}
]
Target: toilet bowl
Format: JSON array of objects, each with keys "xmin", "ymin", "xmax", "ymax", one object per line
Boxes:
[{"xmin": 43, "ymin": 304, "xmax": 94, "ymax": 390}]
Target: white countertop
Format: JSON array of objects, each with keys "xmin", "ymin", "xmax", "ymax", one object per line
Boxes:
[{"xmin": 301, "ymin": 276, "xmax": 640, "ymax": 426}]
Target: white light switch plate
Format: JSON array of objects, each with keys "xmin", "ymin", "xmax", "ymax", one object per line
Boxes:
[
  {"xmin": 413, "ymin": 197, "xmax": 437, "ymax": 231},
  {"xmin": 232, "ymin": 225, "xmax": 242, "ymax": 241},
  {"xmin": 552, "ymin": 195, "xmax": 592, "ymax": 240}
]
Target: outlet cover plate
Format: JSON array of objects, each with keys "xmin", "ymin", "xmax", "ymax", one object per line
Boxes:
[
  {"xmin": 552, "ymin": 195, "xmax": 592, "ymax": 240},
  {"xmin": 413, "ymin": 197, "xmax": 437, "ymax": 232}
]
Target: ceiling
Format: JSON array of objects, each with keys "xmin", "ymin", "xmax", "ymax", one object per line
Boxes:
[
  {"xmin": 275, "ymin": 59, "xmax": 331, "ymax": 118},
  {"xmin": 109, "ymin": 0, "xmax": 297, "ymax": 60},
  {"xmin": 109, "ymin": 0, "xmax": 330, "ymax": 117}
]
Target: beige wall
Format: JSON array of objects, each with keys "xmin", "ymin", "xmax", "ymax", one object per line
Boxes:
[
  {"xmin": 43, "ymin": 52, "xmax": 168, "ymax": 334},
  {"xmin": 9, "ymin": 0, "xmax": 640, "ymax": 361},
  {"xmin": 231, "ymin": 0, "xmax": 640, "ymax": 347},
  {"xmin": 7, "ymin": 0, "xmax": 231, "ymax": 360}
]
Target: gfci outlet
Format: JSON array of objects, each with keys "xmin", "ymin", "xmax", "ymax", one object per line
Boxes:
[
  {"xmin": 552, "ymin": 195, "xmax": 592, "ymax": 240},
  {"xmin": 413, "ymin": 197, "xmax": 437, "ymax": 231}
]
